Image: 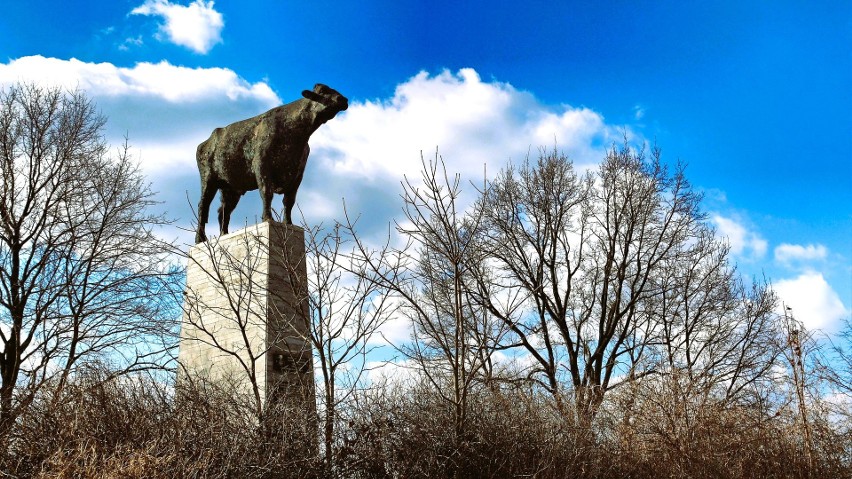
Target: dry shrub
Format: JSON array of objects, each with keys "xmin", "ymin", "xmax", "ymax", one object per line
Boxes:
[
  {"xmin": 0, "ymin": 370, "xmax": 848, "ymax": 478},
  {"xmin": 339, "ymin": 380, "xmax": 850, "ymax": 479},
  {"xmin": 338, "ymin": 384, "xmax": 617, "ymax": 479},
  {"xmin": 1, "ymin": 371, "xmax": 320, "ymax": 478},
  {"xmin": 599, "ymin": 376, "xmax": 850, "ymax": 479}
]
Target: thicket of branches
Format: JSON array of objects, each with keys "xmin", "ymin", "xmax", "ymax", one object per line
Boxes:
[
  {"xmin": 1, "ymin": 367, "xmax": 846, "ymax": 478},
  {"xmin": 0, "ymin": 83, "xmax": 180, "ymax": 441},
  {"xmin": 0, "ymin": 83, "xmax": 848, "ymax": 478}
]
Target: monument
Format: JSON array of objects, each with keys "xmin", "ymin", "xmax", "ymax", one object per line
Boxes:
[
  {"xmin": 179, "ymin": 84, "xmax": 348, "ymax": 413},
  {"xmin": 194, "ymin": 83, "xmax": 348, "ymax": 244}
]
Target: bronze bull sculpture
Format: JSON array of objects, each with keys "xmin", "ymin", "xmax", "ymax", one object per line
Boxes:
[{"xmin": 195, "ymin": 84, "xmax": 348, "ymax": 243}]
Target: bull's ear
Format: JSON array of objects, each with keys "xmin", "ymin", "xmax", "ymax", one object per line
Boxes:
[{"xmin": 302, "ymin": 90, "xmax": 329, "ymax": 105}]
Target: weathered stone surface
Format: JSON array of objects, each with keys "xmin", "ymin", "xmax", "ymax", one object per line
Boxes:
[
  {"xmin": 179, "ymin": 222, "xmax": 314, "ymax": 409},
  {"xmin": 195, "ymin": 84, "xmax": 348, "ymax": 243}
]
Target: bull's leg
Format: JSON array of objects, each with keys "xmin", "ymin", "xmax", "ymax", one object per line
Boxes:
[
  {"xmin": 283, "ymin": 191, "xmax": 296, "ymax": 225},
  {"xmin": 218, "ymin": 189, "xmax": 241, "ymax": 235},
  {"xmin": 196, "ymin": 180, "xmax": 217, "ymax": 243},
  {"xmin": 258, "ymin": 178, "xmax": 274, "ymax": 223},
  {"xmin": 284, "ymin": 150, "xmax": 307, "ymax": 225}
]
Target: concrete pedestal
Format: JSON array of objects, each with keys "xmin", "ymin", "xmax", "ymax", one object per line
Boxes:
[{"xmin": 179, "ymin": 222, "xmax": 314, "ymax": 410}]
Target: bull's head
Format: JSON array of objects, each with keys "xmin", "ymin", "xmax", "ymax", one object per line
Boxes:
[{"xmin": 302, "ymin": 84, "xmax": 348, "ymax": 123}]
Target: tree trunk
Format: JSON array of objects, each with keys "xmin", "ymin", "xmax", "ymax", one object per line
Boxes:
[
  {"xmin": 324, "ymin": 384, "xmax": 334, "ymax": 478},
  {"xmin": 0, "ymin": 370, "xmax": 16, "ymax": 439}
]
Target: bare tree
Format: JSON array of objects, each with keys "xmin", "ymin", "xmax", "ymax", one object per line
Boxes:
[
  {"xmin": 472, "ymin": 147, "xmax": 592, "ymax": 414},
  {"xmin": 816, "ymin": 316, "xmax": 852, "ymax": 401},
  {"xmin": 476, "ymin": 144, "xmax": 781, "ymax": 423},
  {"xmin": 300, "ymin": 221, "xmax": 394, "ymax": 477},
  {"xmin": 0, "ymin": 83, "xmax": 179, "ymax": 435},
  {"xmin": 652, "ymin": 247, "xmax": 781, "ymax": 405},
  {"xmin": 345, "ymin": 155, "xmax": 507, "ymax": 472}
]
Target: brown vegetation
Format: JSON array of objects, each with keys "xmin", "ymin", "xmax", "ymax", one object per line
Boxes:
[{"xmin": 0, "ymin": 371, "xmax": 846, "ymax": 478}]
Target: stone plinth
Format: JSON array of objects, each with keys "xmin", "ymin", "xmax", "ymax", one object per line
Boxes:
[{"xmin": 179, "ymin": 222, "xmax": 314, "ymax": 410}]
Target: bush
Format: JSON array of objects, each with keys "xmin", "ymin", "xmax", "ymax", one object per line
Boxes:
[
  {"xmin": 1, "ymin": 371, "xmax": 319, "ymax": 478},
  {"xmin": 0, "ymin": 371, "xmax": 847, "ymax": 478}
]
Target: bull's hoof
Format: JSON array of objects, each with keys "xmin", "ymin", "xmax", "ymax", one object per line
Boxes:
[{"xmin": 195, "ymin": 232, "xmax": 207, "ymax": 244}]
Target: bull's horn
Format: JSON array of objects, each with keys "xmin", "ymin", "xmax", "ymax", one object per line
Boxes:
[{"xmin": 302, "ymin": 89, "xmax": 330, "ymax": 105}]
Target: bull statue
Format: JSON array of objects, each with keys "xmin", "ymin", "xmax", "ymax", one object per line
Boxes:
[{"xmin": 194, "ymin": 84, "xmax": 348, "ymax": 243}]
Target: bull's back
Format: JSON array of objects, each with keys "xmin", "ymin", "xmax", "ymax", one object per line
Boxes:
[
  {"xmin": 195, "ymin": 101, "xmax": 313, "ymax": 193},
  {"xmin": 197, "ymin": 117, "xmax": 263, "ymax": 191}
]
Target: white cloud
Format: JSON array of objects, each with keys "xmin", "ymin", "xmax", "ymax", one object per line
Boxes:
[
  {"xmin": 310, "ymin": 68, "xmax": 621, "ymax": 186},
  {"xmin": 131, "ymin": 0, "xmax": 224, "ymax": 54},
  {"xmin": 364, "ymin": 359, "xmax": 421, "ymax": 386},
  {"xmin": 375, "ymin": 309, "xmax": 412, "ymax": 347},
  {"xmin": 0, "ymin": 55, "xmax": 276, "ymax": 105},
  {"xmin": 774, "ymin": 243, "xmax": 828, "ymax": 265},
  {"xmin": 296, "ymin": 67, "xmax": 630, "ymax": 248},
  {"xmin": 710, "ymin": 214, "xmax": 768, "ymax": 260},
  {"xmin": 119, "ymin": 35, "xmax": 145, "ymax": 51},
  {"xmin": 0, "ymin": 55, "xmax": 279, "ymax": 174},
  {"xmin": 774, "ymin": 271, "xmax": 849, "ymax": 332}
]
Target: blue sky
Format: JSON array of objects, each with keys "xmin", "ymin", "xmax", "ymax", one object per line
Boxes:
[{"xmin": 1, "ymin": 1, "xmax": 849, "ymax": 335}]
